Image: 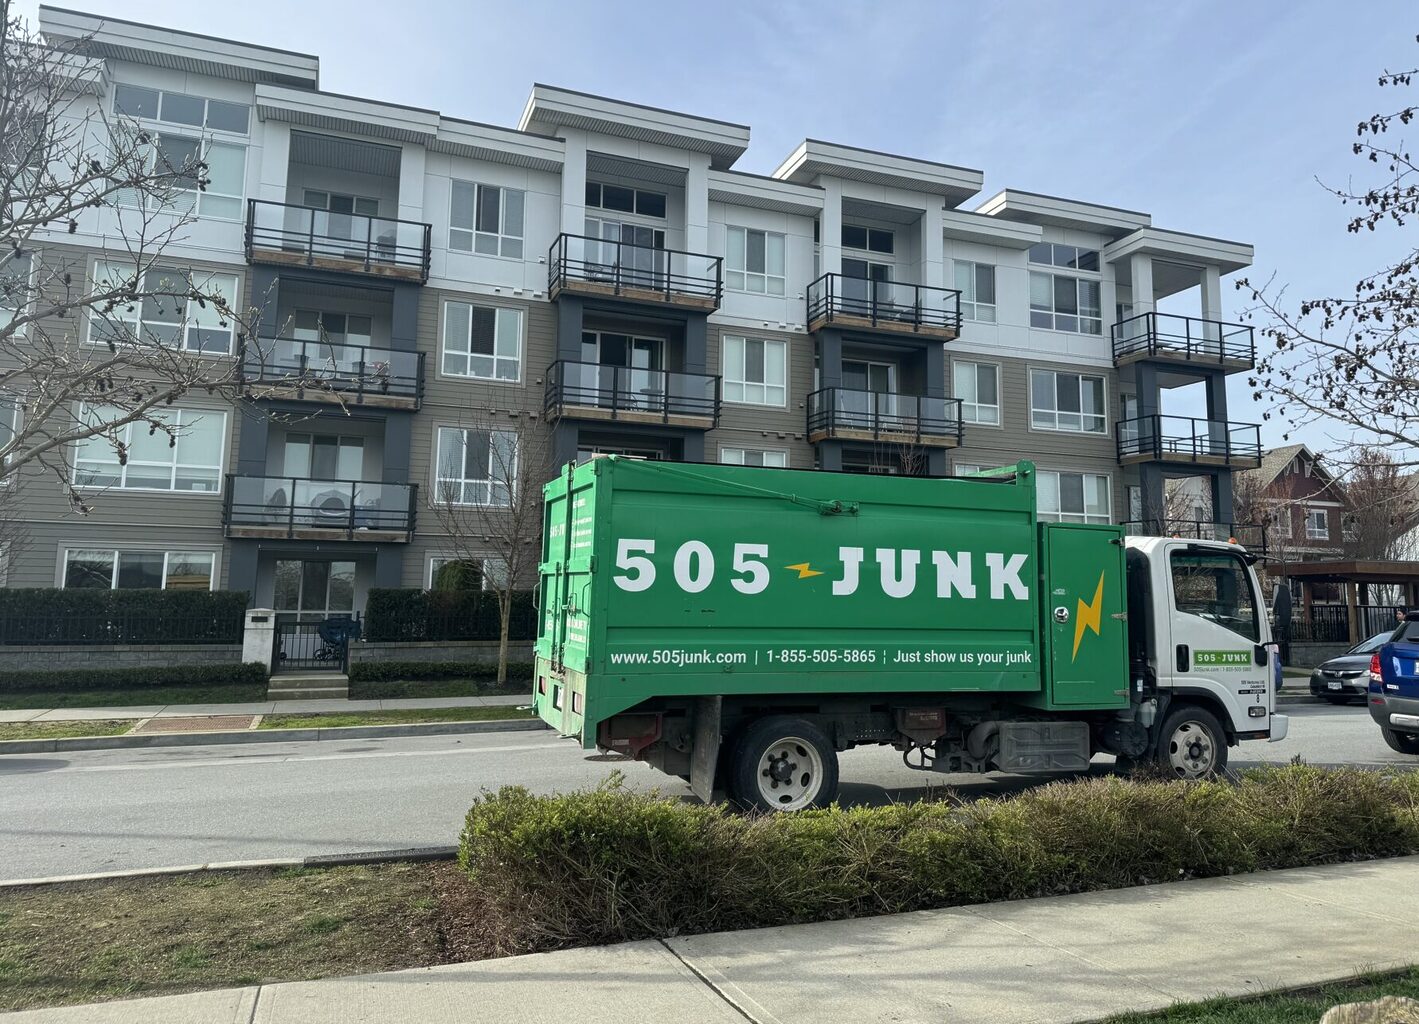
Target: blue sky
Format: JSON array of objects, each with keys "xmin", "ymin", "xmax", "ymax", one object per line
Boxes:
[{"xmin": 16, "ymin": 0, "xmax": 1417, "ymax": 452}]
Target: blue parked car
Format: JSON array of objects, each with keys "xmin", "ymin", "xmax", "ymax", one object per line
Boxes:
[{"xmin": 1369, "ymin": 614, "xmax": 1419, "ymax": 755}]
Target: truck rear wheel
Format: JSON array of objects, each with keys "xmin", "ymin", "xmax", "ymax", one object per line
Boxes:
[
  {"xmin": 1154, "ymin": 705, "xmax": 1228, "ymax": 778},
  {"xmin": 1380, "ymin": 727, "xmax": 1419, "ymax": 755},
  {"xmin": 729, "ymin": 716, "xmax": 838, "ymax": 812}
]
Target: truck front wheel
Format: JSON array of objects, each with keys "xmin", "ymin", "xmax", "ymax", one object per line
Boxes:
[
  {"xmin": 1154, "ymin": 705, "xmax": 1228, "ymax": 778},
  {"xmin": 729, "ymin": 716, "xmax": 839, "ymax": 812}
]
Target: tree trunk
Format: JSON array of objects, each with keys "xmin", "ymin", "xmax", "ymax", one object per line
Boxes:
[{"xmin": 497, "ymin": 589, "xmax": 511, "ymax": 687}]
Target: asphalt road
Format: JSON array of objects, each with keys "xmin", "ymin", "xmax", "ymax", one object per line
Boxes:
[{"xmin": 0, "ymin": 701, "xmax": 1412, "ymax": 883}]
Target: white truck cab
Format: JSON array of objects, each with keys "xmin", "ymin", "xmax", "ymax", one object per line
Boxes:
[{"xmin": 1125, "ymin": 537, "xmax": 1288, "ymax": 771}]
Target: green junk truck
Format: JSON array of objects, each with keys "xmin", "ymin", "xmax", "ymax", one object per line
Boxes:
[{"xmin": 533, "ymin": 457, "xmax": 1289, "ymax": 811}]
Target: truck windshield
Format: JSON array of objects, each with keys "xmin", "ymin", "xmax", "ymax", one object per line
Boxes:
[{"xmin": 1170, "ymin": 550, "xmax": 1260, "ymax": 642}]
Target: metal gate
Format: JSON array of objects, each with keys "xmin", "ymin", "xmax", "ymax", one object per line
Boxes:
[{"xmin": 272, "ymin": 615, "xmax": 360, "ymax": 674}]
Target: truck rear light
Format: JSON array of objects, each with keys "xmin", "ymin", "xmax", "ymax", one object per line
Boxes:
[
  {"xmin": 1370, "ymin": 653, "xmax": 1382, "ymax": 683},
  {"xmin": 572, "ymin": 690, "xmax": 583, "ymax": 715},
  {"xmin": 538, "ymin": 677, "xmax": 547, "ymax": 695}
]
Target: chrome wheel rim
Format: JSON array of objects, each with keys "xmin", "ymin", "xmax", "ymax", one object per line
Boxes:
[
  {"xmin": 1167, "ymin": 721, "xmax": 1216, "ymax": 777},
  {"xmin": 756, "ymin": 737, "xmax": 824, "ymax": 811}
]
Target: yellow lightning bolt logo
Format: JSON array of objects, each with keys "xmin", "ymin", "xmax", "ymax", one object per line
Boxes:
[
  {"xmin": 785, "ymin": 562, "xmax": 823, "ymax": 579},
  {"xmin": 1072, "ymin": 571, "xmax": 1106, "ymax": 661}
]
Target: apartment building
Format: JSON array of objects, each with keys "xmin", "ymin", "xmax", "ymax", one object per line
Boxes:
[{"xmin": 2, "ymin": 7, "xmax": 1261, "ymax": 619}]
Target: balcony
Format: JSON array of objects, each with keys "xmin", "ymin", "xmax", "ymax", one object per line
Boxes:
[
  {"xmin": 223, "ymin": 475, "xmax": 417, "ymax": 542},
  {"xmin": 1112, "ymin": 312, "xmax": 1255, "ymax": 371},
  {"xmin": 1122, "ymin": 518, "xmax": 1269, "ymax": 555},
  {"xmin": 1117, "ymin": 415, "xmax": 1262, "ymax": 469},
  {"xmin": 238, "ymin": 337, "xmax": 424, "ymax": 410},
  {"xmin": 806, "ymin": 274, "xmax": 961, "ymax": 342},
  {"xmin": 244, "ymin": 199, "xmax": 432, "ymax": 283},
  {"xmin": 544, "ymin": 361, "xmax": 720, "ymax": 430},
  {"xmin": 548, "ymin": 233, "xmax": 722, "ymax": 312},
  {"xmin": 807, "ymin": 388, "xmax": 963, "ymax": 448}
]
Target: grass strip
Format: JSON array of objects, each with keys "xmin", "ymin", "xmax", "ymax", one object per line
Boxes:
[
  {"xmin": 0, "ymin": 685, "xmax": 267, "ymax": 711},
  {"xmin": 258, "ymin": 705, "xmax": 531, "ymax": 730},
  {"xmin": 0, "ymin": 720, "xmax": 133, "ymax": 741},
  {"xmin": 1099, "ymin": 968, "xmax": 1419, "ymax": 1023}
]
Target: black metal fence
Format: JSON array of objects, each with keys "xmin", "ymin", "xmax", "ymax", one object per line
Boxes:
[
  {"xmin": 1289, "ymin": 603, "xmax": 1404, "ymax": 644},
  {"xmin": 544, "ymin": 360, "xmax": 721, "ymax": 424},
  {"xmin": 245, "ymin": 199, "xmax": 432, "ymax": 282},
  {"xmin": 548, "ymin": 233, "xmax": 723, "ymax": 306},
  {"xmin": 806, "ymin": 273, "xmax": 962, "ymax": 334},
  {"xmin": 272, "ymin": 616, "xmax": 361, "ymax": 674},
  {"xmin": 1112, "ymin": 311, "xmax": 1255, "ymax": 366}
]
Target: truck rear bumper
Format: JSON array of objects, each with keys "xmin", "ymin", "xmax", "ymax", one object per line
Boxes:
[
  {"xmin": 1368, "ymin": 693, "xmax": 1419, "ymax": 732},
  {"xmin": 1267, "ymin": 713, "xmax": 1289, "ymax": 743}
]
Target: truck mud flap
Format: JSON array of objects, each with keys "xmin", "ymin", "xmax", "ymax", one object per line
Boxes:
[
  {"xmin": 689, "ymin": 695, "xmax": 722, "ymax": 803},
  {"xmin": 997, "ymin": 721, "xmax": 1090, "ymax": 773}
]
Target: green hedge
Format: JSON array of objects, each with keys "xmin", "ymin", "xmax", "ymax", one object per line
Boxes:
[
  {"xmin": 0, "ymin": 589, "xmax": 248, "ymax": 645},
  {"xmin": 459, "ymin": 766, "xmax": 1419, "ymax": 956},
  {"xmin": 364, "ymin": 589, "xmax": 536, "ymax": 643},
  {"xmin": 348, "ymin": 660, "xmax": 535, "ymax": 683},
  {"xmin": 0, "ymin": 662, "xmax": 268, "ymax": 694}
]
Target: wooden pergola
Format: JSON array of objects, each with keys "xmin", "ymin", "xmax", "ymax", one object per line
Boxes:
[{"xmin": 1271, "ymin": 559, "xmax": 1419, "ymax": 644}]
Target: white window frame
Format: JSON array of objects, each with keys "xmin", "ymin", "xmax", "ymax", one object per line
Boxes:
[
  {"xmin": 1037, "ymin": 470, "xmax": 1112, "ymax": 524},
  {"xmin": 952, "ymin": 360, "xmax": 1000, "ymax": 426},
  {"xmin": 1271, "ymin": 505, "xmax": 1293, "ymax": 540},
  {"xmin": 841, "ymin": 224, "xmax": 895, "ymax": 256},
  {"xmin": 60, "ymin": 547, "xmax": 219, "ymax": 590},
  {"xmin": 953, "ymin": 260, "xmax": 996, "ymax": 322},
  {"xmin": 426, "ymin": 554, "xmax": 509, "ymax": 590},
  {"xmin": 71, "ymin": 404, "xmax": 227, "ymax": 495},
  {"xmin": 585, "ymin": 182, "xmax": 667, "ymax": 219},
  {"xmin": 1030, "ymin": 368, "xmax": 1108, "ymax": 435},
  {"xmin": 720, "ymin": 446, "xmax": 788, "ymax": 468},
  {"xmin": 87, "ymin": 262, "xmax": 241, "ymax": 356},
  {"xmin": 721, "ymin": 336, "xmax": 787, "ymax": 408},
  {"xmin": 725, "ymin": 226, "xmax": 786, "ymax": 296},
  {"xmin": 449, "ymin": 180, "xmax": 525, "ymax": 258},
  {"xmin": 112, "ymin": 83, "xmax": 251, "ymax": 135},
  {"xmin": 1029, "ymin": 270, "xmax": 1102, "ymax": 335},
  {"xmin": 0, "ymin": 391, "xmax": 19, "ymax": 471},
  {"xmin": 115, "ymin": 130, "xmax": 246, "ymax": 221},
  {"xmin": 1305, "ymin": 507, "xmax": 1330, "ymax": 541},
  {"xmin": 440, "ymin": 301, "xmax": 523, "ymax": 383},
  {"xmin": 434, "ymin": 426, "xmax": 519, "ymax": 507},
  {"xmin": 1, "ymin": 251, "xmax": 34, "ymax": 335}
]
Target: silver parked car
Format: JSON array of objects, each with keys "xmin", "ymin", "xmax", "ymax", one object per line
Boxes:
[{"xmin": 1309, "ymin": 632, "xmax": 1392, "ymax": 704}]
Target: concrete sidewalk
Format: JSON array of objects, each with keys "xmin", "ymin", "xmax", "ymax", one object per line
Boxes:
[
  {"xmin": 5, "ymin": 856, "xmax": 1417, "ymax": 1023},
  {"xmin": 0, "ymin": 694, "xmax": 527, "ymax": 723}
]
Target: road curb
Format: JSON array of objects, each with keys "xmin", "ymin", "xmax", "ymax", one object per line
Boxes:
[
  {"xmin": 0, "ymin": 716, "xmax": 549, "ymax": 756},
  {"xmin": 0, "ymin": 846, "xmax": 460, "ymax": 889}
]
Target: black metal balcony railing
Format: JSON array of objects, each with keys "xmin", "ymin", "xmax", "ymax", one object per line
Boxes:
[
  {"xmin": 1112, "ymin": 312, "xmax": 1255, "ymax": 366},
  {"xmin": 1116, "ymin": 414, "xmax": 1263, "ymax": 466},
  {"xmin": 238, "ymin": 336, "xmax": 424, "ymax": 407},
  {"xmin": 807, "ymin": 388, "xmax": 964, "ymax": 445},
  {"xmin": 548, "ymin": 233, "xmax": 723, "ymax": 308},
  {"xmin": 806, "ymin": 273, "xmax": 962, "ymax": 336},
  {"xmin": 1122, "ymin": 518, "xmax": 1269, "ymax": 553},
  {"xmin": 222, "ymin": 475, "xmax": 417, "ymax": 539},
  {"xmin": 545, "ymin": 360, "xmax": 720, "ymax": 425},
  {"xmin": 244, "ymin": 199, "xmax": 433, "ymax": 282}
]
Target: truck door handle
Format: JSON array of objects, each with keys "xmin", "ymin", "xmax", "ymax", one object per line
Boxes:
[{"xmin": 1176, "ymin": 644, "xmax": 1190, "ymax": 672}]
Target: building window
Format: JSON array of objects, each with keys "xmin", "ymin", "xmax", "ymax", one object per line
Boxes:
[
  {"xmin": 0, "ymin": 393, "xmax": 17, "ymax": 465},
  {"xmin": 114, "ymin": 131, "xmax": 245, "ymax": 220},
  {"xmin": 721, "ymin": 447, "xmax": 787, "ymax": 468},
  {"xmin": 427, "ymin": 555, "xmax": 509, "ymax": 590},
  {"xmin": 952, "ymin": 361, "xmax": 1000, "ymax": 426},
  {"xmin": 1038, "ymin": 471, "xmax": 1111, "ymax": 524},
  {"xmin": 273, "ymin": 559, "xmax": 355, "ymax": 622},
  {"xmin": 1027, "ymin": 243, "xmax": 1101, "ymax": 335},
  {"xmin": 585, "ymin": 182, "xmax": 666, "ymax": 219},
  {"xmin": 1270, "ymin": 506, "xmax": 1293, "ymax": 540},
  {"xmin": 1028, "ymin": 243, "xmax": 1100, "ymax": 273},
  {"xmin": 1, "ymin": 253, "xmax": 33, "ymax": 332},
  {"xmin": 722, "ymin": 336, "xmax": 787, "ymax": 407},
  {"xmin": 441, "ymin": 301, "xmax": 522, "ymax": 382},
  {"xmin": 954, "ymin": 463, "xmax": 995, "ymax": 476},
  {"xmin": 435, "ymin": 427, "xmax": 518, "ymax": 506},
  {"xmin": 725, "ymin": 226, "xmax": 786, "ymax": 295},
  {"xmin": 1306, "ymin": 508, "xmax": 1330, "ymax": 540},
  {"xmin": 1343, "ymin": 513, "xmax": 1360, "ymax": 542},
  {"xmin": 1030, "ymin": 369, "xmax": 1106, "ymax": 434},
  {"xmin": 63, "ymin": 549, "xmax": 216, "ymax": 590},
  {"xmin": 113, "ymin": 83, "xmax": 250, "ymax": 134},
  {"xmin": 842, "ymin": 225, "xmax": 894, "ymax": 254},
  {"xmin": 449, "ymin": 181, "xmax": 524, "ymax": 257},
  {"xmin": 72, "ymin": 405, "xmax": 226, "ymax": 493},
  {"xmin": 88, "ymin": 263, "xmax": 240, "ymax": 355},
  {"xmin": 954, "ymin": 261, "xmax": 996, "ymax": 322}
]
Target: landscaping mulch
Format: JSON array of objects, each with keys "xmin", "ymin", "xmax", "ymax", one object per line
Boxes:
[{"xmin": 131, "ymin": 716, "xmax": 255, "ymax": 733}]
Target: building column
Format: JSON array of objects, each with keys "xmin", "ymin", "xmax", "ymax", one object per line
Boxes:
[
  {"xmin": 236, "ymin": 406, "xmax": 270, "ymax": 476},
  {"xmin": 1129, "ymin": 254, "xmax": 1155, "ymax": 315},
  {"xmin": 1212, "ymin": 470, "xmax": 1234, "ymax": 526},
  {"xmin": 374, "ymin": 546, "xmax": 404, "ymax": 589},
  {"xmin": 923, "ymin": 342, "xmax": 945, "ymax": 398},
  {"xmin": 817, "ymin": 329, "xmax": 843, "ymax": 388},
  {"xmin": 819, "ymin": 181, "xmax": 843, "ymax": 278},
  {"xmin": 685, "ymin": 155, "xmax": 710, "ymax": 256},
  {"xmin": 1133, "ymin": 361, "xmax": 1160, "ymax": 419},
  {"xmin": 920, "ymin": 204, "xmax": 944, "ymax": 289},
  {"xmin": 227, "ymin": 539, "xmax": 259, "ymax": 602},
  {"xmin": 390, "ymin": 283, "xmax": 419, "ymax": 351},
  {"xmin": 925, "ymin": 449, "xmax": 948, "ymax": 476},
  {"xmin": 396, "ymin": 145, "xmax": 426, "ymax": 224},
  {"xmin": 1200, "ymin": 265, "xmax": 1223, "ymax": 322},
  {"xmin": 817, "ymin": 440, "xmax": 843, "ymax": 472},
  {"xmin": 559, "ymin": 130, "xmax": 588, "ymax": 236},
  {"xmin": 552, "ymin": 422, "xmax": 579, "ymax": 469},
  {"xmin": 556, "ymin": 295, "xmax": 585, "ymax": 362},
  {"xmin": 1138, "ymin": 463, "xmax": 1166, "ymax": 532},
  {"xmin": 382, "ymin": 413, "xmax": 412, "ymax": 484},
  {"xmin": 256, "ymin": 121, "xmax": 290, "ymax": 204},
  {"xmin": 1345, "ymin": 581, "xmax": 1360, "ymax": 644},
  {"xmin": 683, "ymin": 315, "xmax": 707, "ymax": 375},
  {"xmin": 682, "ymin": 432, "xmax": 706, "ymax": 463},
  {"xmin": 1201, "ymin": 368, "xmax": 1229, "ymax": 422}
]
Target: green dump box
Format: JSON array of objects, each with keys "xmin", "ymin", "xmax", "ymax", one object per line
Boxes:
[{"xmin": 534, "ymin": 457, "xmax": 1128, "ymax": 748}]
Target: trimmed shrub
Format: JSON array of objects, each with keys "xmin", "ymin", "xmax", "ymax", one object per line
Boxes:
[
  {"xmin": 0, "ymin": 589, "xmax": 248, "ymax": 645},
  {"xmin": 348, "ymin": 660, "xmax": 535, "ymax": 683},
  {"xmin": 458, "ymin": 766, "xmax": 1419, "ymax": 956},
  {"xmin": 364, "ymin": 589, "xmax": 536, "ymax": 643},
  {"xmin": 0, "ymin": 662, "xmax": 268, "ymax": 694}
]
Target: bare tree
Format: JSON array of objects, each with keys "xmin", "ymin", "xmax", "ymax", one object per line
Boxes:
[
  {"xmin": 429, "ymin": 413, "xmax": 551, "ymax": 685},
  {"xmin": 0, "ymin": 4, "xmax": 360, "ymax": 511},
  {"xmin": 1238, "ymin": 36, "xmax": 1419, "ymax": 469},
  {"xmin": 1342, "ymin": 447, "xmax": 1419, "ymax": 561}
]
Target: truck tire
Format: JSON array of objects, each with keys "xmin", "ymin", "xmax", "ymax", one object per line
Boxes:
[
  {"xmin": 729, "ymin": 716, "xmax": 839, "ymax": 813},
  {"xmin": 1380, "ymin": 727, "xmax": 1419, "ymax": 755},
  {"xmin": 1153, "ymin": 705, "xmax": 1228, "ymax": 778}
]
